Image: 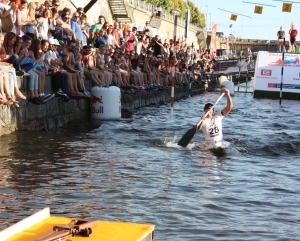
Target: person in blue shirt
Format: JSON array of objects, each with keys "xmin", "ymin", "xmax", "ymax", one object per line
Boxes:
[
  {"xmin": 70, "ymin": 12, "xmax": 83, "ymax": 47},
  {"xmin": 96, "ymin": 29, "xmax": 108, "ymax": 47}
]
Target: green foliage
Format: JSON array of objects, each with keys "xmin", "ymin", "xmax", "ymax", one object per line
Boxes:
[{"xmin": 144, "ymin": 0, "xmax": 206, "ymax": 28}]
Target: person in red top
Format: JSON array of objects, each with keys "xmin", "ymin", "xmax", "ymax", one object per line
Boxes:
[
  {"xmin": 289, "ymin": 24, "xmax": 298, "ymax": 52},
  {"xmin": 112, "ymin": 21, "xmax": 121, "ymax": 48},
  {"xmin": 125, "ymin": 29, "xmax": 137, "ymax": 52}
]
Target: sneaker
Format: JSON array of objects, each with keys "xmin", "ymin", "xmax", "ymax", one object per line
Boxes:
[
  {"xmin": 84, "ymin": 89, "xmax": 91, "ymax": 97},
  {"xmin": 28, "ymin": 97, "xmax": 41, "ymax": 105},
  {"xmin": 40, "ymin": 94, "xmax": 54, "ymax": 103},
  {"xmin": 55, "ymin": 91, "xmax": 68, "ymax": 98},
  {"xmin": 81, "ymin": 91, "xmax": 90, "ymax": 99},
  {"xmin": 62, "ymin": 95, "xmax": 71, "ymax": 102}
]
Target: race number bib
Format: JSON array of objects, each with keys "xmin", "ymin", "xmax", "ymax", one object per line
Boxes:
[{"xmin": 208, "ymin": 126, "xmax": 220, "ymax": 137}]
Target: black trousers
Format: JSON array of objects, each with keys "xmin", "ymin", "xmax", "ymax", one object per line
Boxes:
[{"xmin": 51, "ymin": 72, "xmax": 69, "ymax": 94}]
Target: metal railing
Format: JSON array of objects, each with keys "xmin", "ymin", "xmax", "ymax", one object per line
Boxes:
[
  {"xmin": 126, "ymin": 0, "xmax": 204, "ymax": 32},
  {"xmin": 219, "ymin": 37, "xmax": 278, "ymax": 44}
]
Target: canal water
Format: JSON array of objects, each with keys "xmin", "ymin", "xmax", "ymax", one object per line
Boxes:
[{"xmin": 0, "ymin": 86, "xmax": 300, "ymax": 241}]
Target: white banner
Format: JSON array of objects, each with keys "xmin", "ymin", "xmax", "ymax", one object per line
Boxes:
[{"xmin": 254, "ymin": 51, "xmax": 300, "ymax": 93}]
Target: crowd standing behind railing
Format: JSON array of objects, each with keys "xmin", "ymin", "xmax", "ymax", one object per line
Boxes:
[{"xmin": 0, "ymin": 0, "xmax": 217, "ymax": 107}]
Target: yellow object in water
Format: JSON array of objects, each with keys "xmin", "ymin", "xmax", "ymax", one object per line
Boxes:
[{"xmin": 1, "ymin": 208, "xmax": 155, "ymax": 241}]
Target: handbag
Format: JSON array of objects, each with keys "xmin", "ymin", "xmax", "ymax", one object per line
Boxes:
[
  {"xmin": 1, "ymin": 14, "xmax": 13, "ymax": 32},
  {"xmin": 20, "ymin": 56, "xmax": 38, "ymax": 72}
]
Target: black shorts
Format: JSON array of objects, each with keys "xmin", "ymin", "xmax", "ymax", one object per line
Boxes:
[{"xmin": 291, "ymin": 38, "xmax": 296, "ymax": 44}]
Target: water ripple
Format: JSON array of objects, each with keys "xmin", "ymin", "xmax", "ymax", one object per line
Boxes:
[{"xmin": 0, "ymin": 92, "xmax": 300, "ymax": 240}]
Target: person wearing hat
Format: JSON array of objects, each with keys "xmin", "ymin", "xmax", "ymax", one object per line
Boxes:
[{"xmin": 197, "ymin": 86, "xmax": 233, "ymax": 142}]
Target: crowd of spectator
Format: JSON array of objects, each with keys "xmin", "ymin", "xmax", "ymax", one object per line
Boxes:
[{"xmin": 0, "ymin": 0, "xmax": 216, "ymax": 107}]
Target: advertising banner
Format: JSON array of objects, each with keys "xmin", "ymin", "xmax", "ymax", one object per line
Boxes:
[{"xmin": 253, "ymin": 51, "xmax": 300, "ymax": 93}]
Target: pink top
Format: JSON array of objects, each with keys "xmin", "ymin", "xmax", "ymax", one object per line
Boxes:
[{"xmin": 125, "ymin": 36, "xmax": 135, "ymax": 52}]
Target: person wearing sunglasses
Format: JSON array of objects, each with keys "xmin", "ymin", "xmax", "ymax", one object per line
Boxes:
[
  {"xmin": 51, "ymin": 0, "xmax": 60, "ymax": 8},
  {"xmin": 55, "ymin": 11, "xmax": 76, "ymax": 43},
  {"xmin": 76, "ymin": 7, "xmax": 84, "ymax": 24}
]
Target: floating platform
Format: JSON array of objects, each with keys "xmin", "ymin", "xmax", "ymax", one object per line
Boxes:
[{"xmin": 0, "ymin": 208, "xmax": 155, "ymax": 241}]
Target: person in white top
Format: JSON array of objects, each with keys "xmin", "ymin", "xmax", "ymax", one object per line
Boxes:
[
  {"xmin": 106, "ymin": 26, "xmax": 116, "ymax": 49},
  {"xmin": 198, "ymin": 87, "xmax": 233, "ymax": 142},
  {"xmin": 36, "ymin": 8, "xmax": 51, "ymax": 40}
]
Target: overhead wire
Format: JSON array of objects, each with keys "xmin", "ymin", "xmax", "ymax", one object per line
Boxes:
[{"xmin": 195, "ymin": 0, "xmax": 300, "ymax": 38}]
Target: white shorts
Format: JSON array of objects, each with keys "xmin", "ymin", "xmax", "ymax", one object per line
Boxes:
[{"xmin": 278, "ymin": 39, "xmax": 284, "ymax": 42}]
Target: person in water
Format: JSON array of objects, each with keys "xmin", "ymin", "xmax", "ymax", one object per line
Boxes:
[{"xmin": 197, "ymin": 86, "xmax": 233, "ymax": 142}]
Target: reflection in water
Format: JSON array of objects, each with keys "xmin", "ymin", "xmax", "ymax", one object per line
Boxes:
[{"xmin": 1, "ymin": 92, "xmax": 300, "ymax": 240}]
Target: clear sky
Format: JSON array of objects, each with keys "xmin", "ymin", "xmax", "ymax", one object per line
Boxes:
[{"xmin": 194, "ymin": 0, "xmax": 300, "ymax": 40}]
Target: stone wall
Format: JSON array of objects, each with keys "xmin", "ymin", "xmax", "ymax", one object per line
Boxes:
[
  {"xmin": 0, "ymin": 77, "xmax": 91, "ymax": 136},
  {"xmin": 0, "ymin": 76, "xmax": 208, "ymax": 136}
]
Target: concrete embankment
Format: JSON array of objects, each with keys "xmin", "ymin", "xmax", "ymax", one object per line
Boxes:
[{"xmin": 0, "ymin": 76, "xmax": 211, "ymax": 136}]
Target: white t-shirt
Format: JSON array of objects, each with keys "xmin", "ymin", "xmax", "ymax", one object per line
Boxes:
[
  {"xmin": 107, "ymin": 34, "xmax": 116, "ymax": 47},
  {"xmin": 37, "ymin": 18, "xmax": 49, "ymax": 40},
  {"xmin": 0, "ymin": 3, "xmax": 9, "ymax": 12},
  {"xmin": 200, "ymin": 110, "xmax": 224, "ymax": 142},
  {"xmin": 45, "ymin": 50, "xmax": 57, "ymax": 61}
]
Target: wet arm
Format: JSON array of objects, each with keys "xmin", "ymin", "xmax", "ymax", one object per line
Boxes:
[{"xmin": 221, "ymin": 88, "xmax": 233, "ymax": 116}]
